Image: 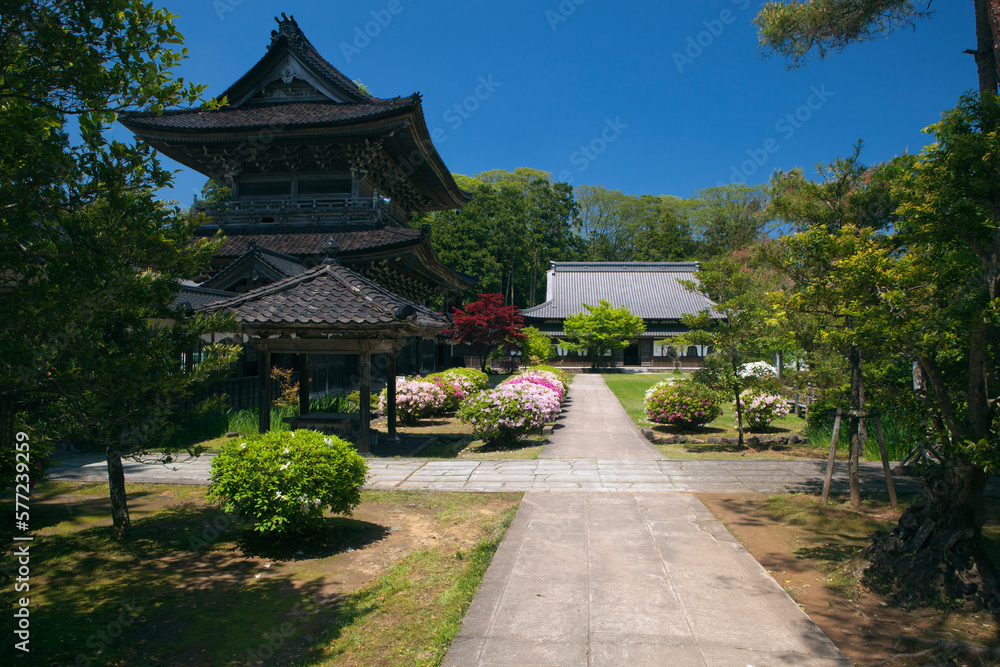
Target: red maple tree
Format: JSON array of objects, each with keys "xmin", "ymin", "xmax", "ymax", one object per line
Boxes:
[{"xmin": 445, "ymin": 293, "xmax": 527, "ymax": 371}]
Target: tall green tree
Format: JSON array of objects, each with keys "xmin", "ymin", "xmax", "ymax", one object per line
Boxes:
[
  {"xmin": 681, "ymin": 253, "xmax": 783, "ymax": 446},
  {"xmin": 849, "ymin": 94, "xmax": 1000, "ymax": 608},
  {"xmin": 0, "ymin": 1, "xmax": 237, "ymax": 539},
  {"xmin": 764, "ymin": 146, "xmax": 900, "ymax": 504},
  {"xmin": 575, "ymin": 186, "xmax": 697, "ymax": 261},
  {"xmin": 689, "ymin": 184, "xmax": 775, "ymax": 259},
  {"xmin": 560, "ymin": 301, "xmax": 645, "ymax": 371},
  {"xmin": 422, "ymin": 170, "xmax": 580, "ymax": 308}
]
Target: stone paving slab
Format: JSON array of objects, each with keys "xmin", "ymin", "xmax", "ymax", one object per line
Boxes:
[
  {"xmin": 443, "ymin": 492, "xmax": 852, "ymax": 666},
  {"xmin": 48, "ymin": 452, "xmax": 934, "ymax": 495}
]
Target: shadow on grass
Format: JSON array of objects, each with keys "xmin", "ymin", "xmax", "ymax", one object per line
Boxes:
[
  {"xmin": 235, "ymin": 516, "xmax": 391, "ymax": 561},
  {"xmin": 0, "ymin": 493, "xmax": 407, "ymax": 666}
]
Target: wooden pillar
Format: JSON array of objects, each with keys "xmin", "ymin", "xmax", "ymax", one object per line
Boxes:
[
  {"xmin": 297, "ymin": 353, "xmax": 310, "ymax": 416},
  {"xmin": 258, "ymin": 344, "xmax": 272, "ymax": 434},
  {"xmin": 359, "ymin": 347, "xmax": 371, "ymax": 454},
  {"xmin": 387, "ymin": 352, "xmax": 397, "ymax": 438}
]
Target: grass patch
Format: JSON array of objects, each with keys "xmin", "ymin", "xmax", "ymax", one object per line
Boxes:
[
  {"xmin": 299, "ymin": 504, "xmax": 517, "ymax": 666},
  {"xmin": 0, "ymin": 482, "xmax": 520, "ymax": 666}
]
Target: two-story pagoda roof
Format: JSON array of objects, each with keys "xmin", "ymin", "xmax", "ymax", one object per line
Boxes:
[{"xmin": 119, "ymin": 14, "xmax": 470, "ymax": 212}]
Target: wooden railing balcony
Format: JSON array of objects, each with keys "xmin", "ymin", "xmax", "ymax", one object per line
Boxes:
[{"xmin": 192, "ymin": 196, "xmax": 407, "ymax": 227}]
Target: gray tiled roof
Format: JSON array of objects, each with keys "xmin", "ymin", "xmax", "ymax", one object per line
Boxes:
[
  {"xmin": 522, "ymin": 262, "xmax": 714, "ymax": 320},
  {"xmin": 199, "ymin": 261, "xmax": 449, "ymax": 330},
  {"xmin": 172, "ymin": 285, "xmax": 239, "ymax": 312}
]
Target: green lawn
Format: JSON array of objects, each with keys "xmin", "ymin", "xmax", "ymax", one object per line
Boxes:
[{"xmin": 601, "ymin": 373, "xmax": 827, "ymax": 460}]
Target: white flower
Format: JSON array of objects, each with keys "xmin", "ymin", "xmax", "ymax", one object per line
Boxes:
[
  {"xmin": 283, "ymin": 447, "xmax": 290, "ymax": 454},
  {"xmin": 240, "ymin": 443, "xmax": 247, "ymax": 450},
  {"xmin": 280, "ymin": 462, "xmax": 290, "ymax": 470}
]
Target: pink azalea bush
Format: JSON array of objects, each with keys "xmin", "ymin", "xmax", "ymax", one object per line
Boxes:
[
  {"xmin": 459, "ymin": 382, "xmax": 562, "ymax": 445},
  {"xmin": 435, "ymin": 367, "xmax": 489, "ymax": 394},
  {"xmin": 378, "ymin": 378, "xmax": 446, "ymax": 425},
  {"xmin": 504, "ymin": 373, "xmax": 565, "ymax": 402},
  {"xmin": 429, "ymin": 375, "xmax": 466, "ymax": 412},
  {"xmin": 739, "ymin": 392, "xmax": 790, "ymax": 432},
  {"xmin": 644, "ymin": 381, "xmax": 721, "ymax": 428}
]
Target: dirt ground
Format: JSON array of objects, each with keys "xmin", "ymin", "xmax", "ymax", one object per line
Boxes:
[{"xmin": 698, "ymin": 493, "xmax": 1000, "ymax": 667}]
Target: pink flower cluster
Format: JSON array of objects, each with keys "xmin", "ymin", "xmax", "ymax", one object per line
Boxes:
[
  {"xmin": 459, "ymin": 379, "xmax": 563, "ymax": 445},
  {"xmin": 739, "ymin": 392, "xmax": 790, "ymax": 431},
  {"xmin": 503, "ymin": 374, "xmax": 564, "ymax": 402},
  {"xmin": 378, "ymin": 378, "xmax": 446, "ymax": 425}
]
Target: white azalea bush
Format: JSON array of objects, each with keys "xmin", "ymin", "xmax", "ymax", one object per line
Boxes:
[
  {"xmin": 208, "ymin": 430, "xmax": 368, "ymax": 534},
  {"xmin": 738, "ymin": 361, "xmax": 778, "ymax": 380},
  {"xmin": 740, "ymin": 393, "xmax": 791, "ymax": 432},
  {"xmin": 378, "ymin": 377, "xmax": 447, "ymax": 425},
  {"xmin": 459, "ymin": 381, "xmax": 562, "ymax": 445}
]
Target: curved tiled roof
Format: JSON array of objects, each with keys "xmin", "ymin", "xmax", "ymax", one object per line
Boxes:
[
  {"xmin": 121, "ymin": 100, "xmax": 415, "ymax": 132},
  {"xmin": 200, "ymin": 225, "xmax": 423, "ymax": 259},
  {"xmin": 523, "ymin": 262, "xmax": 715, "ymax": 320},
  {"xmin": 199, "ymin": 261, "xmax": 448, "ymax": 329}
]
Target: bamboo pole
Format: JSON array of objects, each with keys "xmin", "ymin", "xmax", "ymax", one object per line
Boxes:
[{"xmin": 821, "ymin": 408, "xmax": 842, "ymax": 505}]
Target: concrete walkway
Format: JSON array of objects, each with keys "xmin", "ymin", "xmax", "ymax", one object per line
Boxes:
[
  {"xmin": 540, "ymin": 374, "xmax": 664, "ymax": 459},
  {"xmin": 444, "ymin": 374, "xmax": 852, "ymax": 666}
]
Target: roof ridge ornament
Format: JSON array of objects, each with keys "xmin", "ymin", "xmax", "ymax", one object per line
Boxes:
[{"xmin": 322, "ymin": 237, "xmax": 341, "ymax": 264}]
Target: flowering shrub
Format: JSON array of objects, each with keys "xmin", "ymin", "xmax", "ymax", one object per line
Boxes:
[
  {"xmin": 435, "ymin": 367, "xmax": 489, "ymax": 394},
  {"xmin": 504, "ymin": 373, "xmax": 565, "ymax": 403},
  {"xmin": 429, "ymin": 375, "xmax": 466, "ymax": 412},
  {"xmin": 527, "ymin": 365, "xmax": 571, "ymax": 390},
  {"xmin": 378, "ymin": 378, "xmax": 446, "ymax": 425},
  {"xmin": 739, "ymin": 392, "xmax": 790, "ymax": 432},
  {"xmin": 644, "ymin": 381, "xmax": 721, "ymax": 428},
  {"xmin": 459, "ymin": 382, "xmax": 562, "ymax": 445},
  {"xmin": 208, "ymin": 429, "xmax": 368, "ymax": 534},
  {"xmin": 738, "ymin": 361, "xmax": 778, "ymax": 379}
]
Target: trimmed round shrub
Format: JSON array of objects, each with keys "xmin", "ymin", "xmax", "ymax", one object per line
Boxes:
[
  {"xmin": 740, "ymin": 392, "xmax": 791, "ymax": 432},
  {"xmin": 378, "ymin": 378, "xmax": 447, "ymax": 425},
  {"xmin": 208, "ymin": 429, "xmax": 368, "ymax": 534},
  {"xmin": 433, "ymin": 368, "xmax": 489, "ymax": 398},
  {"xmin": 645, "ymin": 381, "xmax": 721, "ymax": 428},
  {"xmin": 459, "ymin": 382, "xmax": 561, "ymax": 445}
]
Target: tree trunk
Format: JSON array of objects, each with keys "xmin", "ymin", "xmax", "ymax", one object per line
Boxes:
[
  {"xmin": 863, "ymin": 462, "xmax": 999, "ymax": 611},
  {"xmin": 974, "ymin": 0, "xmax": 1000, "ymax": 95},
  {"xmin": 107, "ymin": 447, "xmax": 131, "ymax": 540},
  {"xmin": 848, "ymin": 344, "xmax": 864, "ymax": 508},
  {"xmin": 731, "ymin": 355, "xmax": 745, "ymax": 447}
]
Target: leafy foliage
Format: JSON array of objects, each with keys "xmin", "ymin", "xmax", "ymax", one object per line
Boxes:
[
  {"xmin": 754, "ymin": 0, "xmax": 933, "ymax": 67},
  {"xmin": 561, "ymin": 300, "xmax": 645, "ymax": 370},
  {"xmin": 681, "ymin": 253, "xmax": 782, "ymax": 444},
  {"xmin": 521, "ymin": 326, "xmax": 555, "ymax": 364},
  {"xmin": 208, "ymin": 430, "xmax": 368, "ymax": 534},
  {"xmin": 445, "ymin": 293, "xmax": 527, "ymax": 370}
]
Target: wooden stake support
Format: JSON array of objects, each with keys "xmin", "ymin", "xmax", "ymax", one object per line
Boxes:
[
  {"xmin": 820, "ymin": 408, "xmax": 897, "ymax": 507},
  {"xmin": 821, "ymin": 408, "xmax": 842, "ymax": 505}
]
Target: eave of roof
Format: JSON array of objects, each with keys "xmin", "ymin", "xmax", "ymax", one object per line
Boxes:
[{"xmin": 198, "ymin": 260, "xmax": 449, "ymax": 331}]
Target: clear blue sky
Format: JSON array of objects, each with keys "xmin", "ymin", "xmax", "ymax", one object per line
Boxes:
[{"xmin": 133, "ymin": 0, "xmax": 975, "ymax": 206}]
